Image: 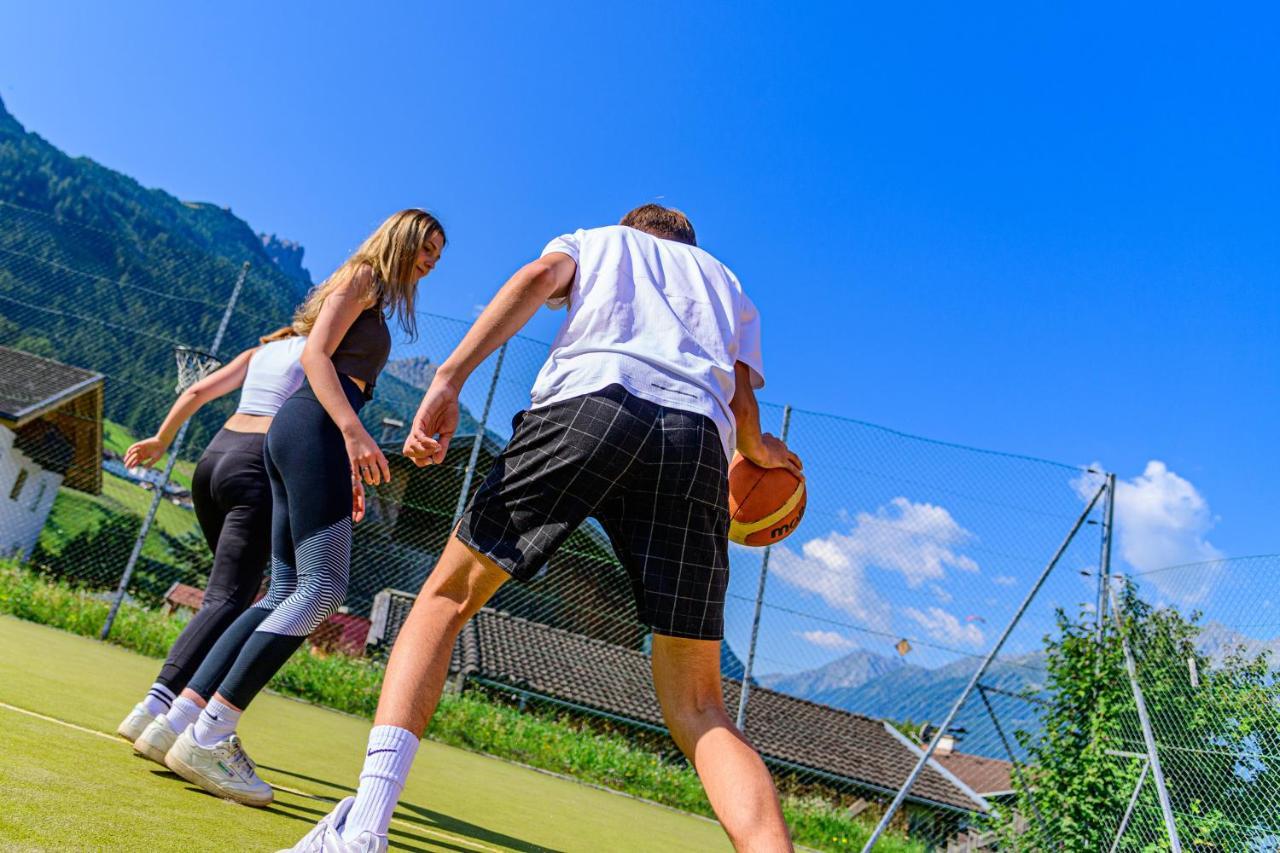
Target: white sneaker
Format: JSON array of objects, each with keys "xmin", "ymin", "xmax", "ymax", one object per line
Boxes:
[
  {"xmin": 164, "ymin": 729, "xmax": 273, "ymax": 807},
  {"xmin": 116, "ymin": 703, "xmax": 155, "ymax": 742},
  {"xmin": 279, "ymin": 797, "xmax": 388, "ymax": 852},
  {"xmin": 132, "ymin": 714, "xmax": 179, "ymax": 765}
]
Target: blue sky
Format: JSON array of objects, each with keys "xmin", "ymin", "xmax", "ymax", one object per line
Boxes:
[{"xmin": 3, "ymin": 2, "xmax": 1276, "ymax": 671}]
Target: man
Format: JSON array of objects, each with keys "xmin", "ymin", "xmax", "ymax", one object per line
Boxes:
[{"xmin": 285, "ymin": 204, "xmax": 800, "ymax": 852}]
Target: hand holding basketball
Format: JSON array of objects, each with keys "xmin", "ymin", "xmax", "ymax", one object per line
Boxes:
[{"xmin": 729, "ymin": 439, "xmax": 807, "ymax": 547}]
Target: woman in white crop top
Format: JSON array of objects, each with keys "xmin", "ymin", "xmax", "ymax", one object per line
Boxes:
[{"xmin": 115, "ymin": 326, "xmax": 322, "ymax": 758}]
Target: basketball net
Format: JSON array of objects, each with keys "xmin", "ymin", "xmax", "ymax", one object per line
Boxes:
[{"xmin": 174, "ymin": 345, "xmax": 223, "ymax": 394}]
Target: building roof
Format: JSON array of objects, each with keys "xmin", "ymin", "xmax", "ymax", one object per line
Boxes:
[
  {"xmin": 452, "ymin": 607, "xmax": 990, "ymax": 813},
  {"xmin": 0, "ymin": 347, "xmax": 103, "ymax": 425},
  {"xmin": 0, "ymin": 347, "xmax": 103, "ymax": 494},
  {"xmin": 933, "ymin": 751, "xmax": 1014, "ymax": 797}
]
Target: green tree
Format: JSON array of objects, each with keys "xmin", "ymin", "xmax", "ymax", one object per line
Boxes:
[{"xmin": 992, "ymin": 584, "xmax": 1280, "ymax": 850}]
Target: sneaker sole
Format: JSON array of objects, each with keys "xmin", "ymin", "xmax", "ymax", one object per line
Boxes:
[
  {"xmin": 132, "ymin": 735, "xmax": 173, "ymax": 766},
  {"xmin": 116, "ymin": 723, "xmax": 144, "ymax": 742},
  {"xmin": 164, "ymin": 749, "xmax": 274, "ymax": 807}
]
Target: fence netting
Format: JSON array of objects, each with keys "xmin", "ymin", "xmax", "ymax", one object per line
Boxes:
[{"xmin": 4, "ymin": 199, "xmax": 1272, "ymax": 851}]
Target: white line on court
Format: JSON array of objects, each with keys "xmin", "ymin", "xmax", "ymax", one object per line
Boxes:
[{"xmin": 0, "ymin": 700, "xmax": 504, "ymax": 853}]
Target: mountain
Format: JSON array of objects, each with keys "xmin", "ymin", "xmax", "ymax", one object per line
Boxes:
[
  {"xmin": 259, "ymin": 233, "xmax": 312, "ymax": 300},
  {"xmin": 759, "ymin": 648, "xmax": 908, "ymax": 696},
  {"xmin": 383, "ymin": 355, "xmax": 438, "ymax": 392},
  {"xmin": 761, "ymin": 648, "xmax": 1048, "ymax": 760},
  {"xmin": 0, "ymin": 94, "xmax": 305, "ymax": 448},
  {"xmin": 1195, "ymin": 620, "xmax": 1280, "ymax": 665}
]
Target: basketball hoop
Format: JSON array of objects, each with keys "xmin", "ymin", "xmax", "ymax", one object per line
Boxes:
[{"xmin": 174, "ymin": 345, "xmax": 223, "ymax": 393}]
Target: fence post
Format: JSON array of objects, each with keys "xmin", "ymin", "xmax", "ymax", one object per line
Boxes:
[
  {"xmin": 1108, "ymin": 758, "xmax": 1151, "ymax": 853},
  {"xmin": 100, "ymin": 261, "xmax": 250, "ymax": 640},
  {"xmin": 735, "ymin": 404, "xmax": 792, "ymax": 730},
  {"xmin": 860, "ymin": 480, "xmax": 1107, "ymax": 853},
  {"xmin": 1095, "ymin": 472, "xmax": 1117, "ymax": 645},
  {"xmin": 1108, "ymin": 583, "xmax": 1184, "ymax": 853},
  {"xmin": 452, "ymin": 341, "xmax": 507, "ymax": 525}
]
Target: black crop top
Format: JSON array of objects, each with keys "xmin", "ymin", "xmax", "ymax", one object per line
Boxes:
[{"xmin": 330, "ymin": 306, "xmax": 391, "ymax": 397}]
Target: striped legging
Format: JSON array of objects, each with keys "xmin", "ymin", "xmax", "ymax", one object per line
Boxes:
[{"xmin": 186, "ymin": 375, "xmax": 364, "ymax": 709}]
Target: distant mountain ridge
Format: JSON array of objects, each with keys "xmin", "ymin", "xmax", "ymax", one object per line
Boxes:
[{"xmin": 759, "ymin": 648, "xmax": 907, "ymax": 696}]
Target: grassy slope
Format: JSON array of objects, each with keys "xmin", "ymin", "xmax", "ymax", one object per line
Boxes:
[
  {"xmin": 0, "ymin": 615, "xmax": 732, "ymax": 853},
  {"xmin": 38, "ymin": 419, "xmax": 201, "ymax": 560}
]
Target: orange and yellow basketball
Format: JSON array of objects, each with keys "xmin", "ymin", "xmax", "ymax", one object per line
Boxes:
[{"xmin": 728, "ymin": 452, "xmax": 806, "ymax": 546}]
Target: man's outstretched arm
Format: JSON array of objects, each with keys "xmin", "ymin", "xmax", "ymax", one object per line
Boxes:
[{"xmin": 404, "ymin": 252, "xmax": 577, "ymax": 465}]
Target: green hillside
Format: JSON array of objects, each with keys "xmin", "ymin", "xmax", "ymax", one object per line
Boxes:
[{"xmin": 0, "ymin": 94, "xmax": 303, "ymax": 454}]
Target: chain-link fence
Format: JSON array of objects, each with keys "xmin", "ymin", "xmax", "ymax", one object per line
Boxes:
[
  {"xmin": 3, "ymin": 198, "xmax": 1271, "ymax": 851},
  {"xmin": 1096, "ymin": 556, "xmax": 1280, "ymax": 852}
]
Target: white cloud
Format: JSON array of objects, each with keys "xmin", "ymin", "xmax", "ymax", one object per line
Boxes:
[
  {"xmin": 993, "ymin": 575, "xmax": 1018, "ymax": 587},
  {"xmin": 930, "ymin": 583, "xmax": 954, "ymax": 604},
  {"xmin": 1078, "ymin": 461, "xmax": 1224, "ymax": 603},
  {"xmin": 903, "ymin": 606, "xmax": 986, "ymax": 647},
  {"xmin": 797, "ymin": 630, "xmax": 858, "ymax": 650},
  {"xmin": 770, "ymin": 497, "xmax": 979, "ymax": 630}
]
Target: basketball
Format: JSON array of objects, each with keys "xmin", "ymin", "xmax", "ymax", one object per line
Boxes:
[{"xmin": 728, "ymin": 452, "xmax": 806, "ymax": 546}]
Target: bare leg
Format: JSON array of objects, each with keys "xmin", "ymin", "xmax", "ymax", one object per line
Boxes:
[
  {"xmin": 373, "ymin": 533, "xmax": 509, "ymax": 734},
  {"xmin": 178, "ymin": 688, "xmax": 207, "ymax": 707},
  {"xmin": 651, "ymin": 634, "xmax": 792, "ymax": 853}
]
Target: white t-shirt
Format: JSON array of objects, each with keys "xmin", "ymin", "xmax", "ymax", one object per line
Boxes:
[
  {"xmin": 236, "ymin": 336, "xmax": 307, "ymax": 416},
  {"xmin": 530, "ymin": 225, "xmax": 765, "ymax": 457}
]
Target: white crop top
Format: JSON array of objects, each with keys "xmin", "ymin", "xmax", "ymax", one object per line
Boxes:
[{"xmin": 236, "ymin": 336, "xmax": 307, "ymax": 416}]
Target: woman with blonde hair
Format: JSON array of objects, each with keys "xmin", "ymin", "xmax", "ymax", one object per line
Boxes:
[
  {"xmin": 164, "ymin": 209, "xmax": 446, "ymax": 807},
  {"xmin": 115, "ymin": 326, "xmax": 307, "ymax": 753}
]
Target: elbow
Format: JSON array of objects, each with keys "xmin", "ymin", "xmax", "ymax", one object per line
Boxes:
[
  {"xmin": 299, "ymin": 348, "xmax": 329, "ymax": 376},
  {"xmin": 521, "ymin": 260, "xmax": 560, "ymax": 299}
]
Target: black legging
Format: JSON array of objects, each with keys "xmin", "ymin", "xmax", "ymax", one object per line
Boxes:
[
  {"xmin": 187, "ymin": 375, "xmax": 365, "ymax": 708},
  {"xmin": 153, "ymin": 429, "xmax": 271, "ymax": 692}
]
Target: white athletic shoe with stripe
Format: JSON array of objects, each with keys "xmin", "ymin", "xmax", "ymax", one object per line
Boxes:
[
  {"xmin": 115, "ymin": 703, "xmax": 155, "ymax": 742},
  {"xmin": 132, "ymin": 714, "xmax": 179, "ymax": 765},
  {"xmin": 278, "ymin": 797, "xmax": 387, "ymax": 852},
  {"xmin": 164, "ymin": 729, "xmax": 273, "ymax": 806}
]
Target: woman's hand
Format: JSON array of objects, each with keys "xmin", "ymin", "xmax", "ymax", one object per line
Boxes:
[
  {"xmin": 124, "ymin": 437, "xmax": 169, "ymax": 469},
  {"xmin": 351, "ymin": 474, "xmax": 366, "ymax": 523},
  {"xmin": 344, "ymin": 424, "xmax": 391, "ymax": 485}
]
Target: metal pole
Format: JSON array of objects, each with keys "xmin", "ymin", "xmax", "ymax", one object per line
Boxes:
[
  {"xmin": 101, "ymin": 261, "xmax": 249, "ymax": 640},
  {"xmin": 452, "ymin": 341, "xmax": 507, "ymax": 525},
  {"xmin": 861, "ymin": 482, "xmax": 1106, "ymax": 852},
  {"xmin": 977, "ymin": 685, "xmax": 1051, "ymax": 842},
  {"xmin": 1095, "ymin": 472, "xmax": 1117, "ymax": 645},
  {"xmin": 1108, "ymin": 584, "xmax": 1183, "ymax": 852},
  {"xmin": 1108, "ymin": 759, "xmax": 1151, "ymax": 853},
  {"xmin": 735, "ymin": 404, "xmax": 792, "ymax": 729}
]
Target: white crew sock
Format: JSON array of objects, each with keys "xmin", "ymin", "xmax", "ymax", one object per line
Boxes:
[
  {"xmin": 141, "ymin": 683, "xmax": 175, "ymax": 717},
  {"xmin": 341, "ymin": 725, "xmax": 420, "ymax": 842},
  {"xmin": 191, "ymin": 698, "xmax": 241, "ymax": 748},
  {"xmin": 166, "ymin": 696, "xmax": 204, "ymax": 734}
]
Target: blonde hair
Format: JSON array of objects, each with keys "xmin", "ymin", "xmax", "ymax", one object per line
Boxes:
[
  {"xmin": 292, "ymin": 209, "xmax": 445, "ymax": 341},
  {"xmin": 259, "ymin": 326, "xmax": 299, "ymax": 344}
]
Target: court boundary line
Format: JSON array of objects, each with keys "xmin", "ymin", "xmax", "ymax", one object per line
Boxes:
[{"xmin": 0, "ymin": 700, "xmax": 503, "ymax": 853}]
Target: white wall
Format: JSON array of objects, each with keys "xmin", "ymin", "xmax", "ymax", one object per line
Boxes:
[{"xmin": 0, "ymin": 425, "xmax": 65, "ymax": 560}]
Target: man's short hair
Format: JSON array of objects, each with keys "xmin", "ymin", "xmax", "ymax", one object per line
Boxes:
[{"xmin": 620, "ymin": 204, "xmax": 697, "ymax": 246}]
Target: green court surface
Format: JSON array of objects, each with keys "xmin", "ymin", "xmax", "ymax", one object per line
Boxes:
[{"xmin": 0, "ymin": 616, "xmax": 732, "ymax": 852}]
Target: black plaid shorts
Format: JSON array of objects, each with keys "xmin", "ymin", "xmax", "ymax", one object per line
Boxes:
[{"xmin": 456, "ymin": 384, "xmax": 731, "ymax": 641}]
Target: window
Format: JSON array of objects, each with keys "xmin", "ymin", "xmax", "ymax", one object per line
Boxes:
[
  {"xmin": 29, "ymin": 479, "xmax": 47, "ymax": 512},
  {"xmin": 9, "ymin": 468, "xmax": 28, "ymax": 502}
]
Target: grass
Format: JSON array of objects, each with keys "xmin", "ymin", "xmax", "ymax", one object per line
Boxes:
[
  {"xmin": 0, "ymin": 615, "xmax": 730, "ymax": 853},
  {"xmin": 36, "ymin": 417, "xmax": 204, "ymax": 568},
  {"xmin": 0, "ymin": 563, "xmax": 924, "ymax": 852}
]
